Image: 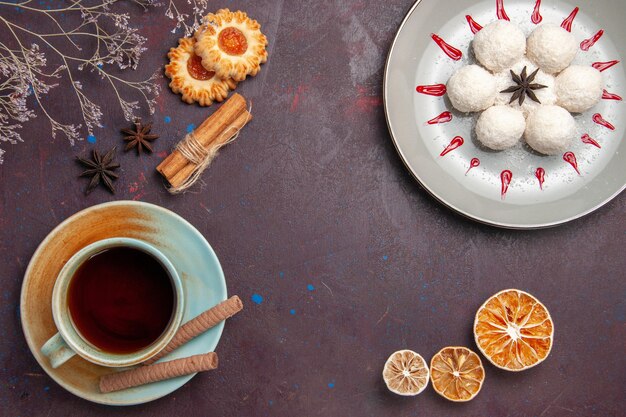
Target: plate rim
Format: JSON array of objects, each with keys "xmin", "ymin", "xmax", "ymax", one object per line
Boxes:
[
  {"xmin": 382, "ymin": 0, "xmax": 626, "ymax": 229},
  {"xmin": 19, "ymin": 200, "xmax": 227, "ymax": 405}
]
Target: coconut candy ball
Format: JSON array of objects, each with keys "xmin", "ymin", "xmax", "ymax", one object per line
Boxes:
[
  {"xmin": 473, "ymin": 21, "xmax": 526, "ymax": 72},
  {"xmin": 527, "ymin": 24, "xmax": 577, "ymax": 74},
  {"xmin": 556, "ymin": 65, "xmax": 603, "ymax": 113},
  {"xmin": 495, "ymin": 59, "xmax": 557, "ymax": 118},
  {"xmin": 447, "ymin": 65, "xmax": 497, "ymax": 113},
  {"xmin": 525, "ymin": 105, "xmax": 577, "ymax": 155},
  {"xmin": 476, "ymin": 106, "xmax": 526, "ymax": 150}
]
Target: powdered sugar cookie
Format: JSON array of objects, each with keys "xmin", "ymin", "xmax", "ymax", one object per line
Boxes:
[
  {"xmin": 194, "ymin": 9, "xmax": 268, "ymax": 82},
  {"xmin": 165, "ymin": 37, "xmax": 237, "ymax": 106}
]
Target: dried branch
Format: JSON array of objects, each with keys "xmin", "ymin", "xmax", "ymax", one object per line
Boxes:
[
  {"xmin": 0, "ymin": 0, "xmax": 161, "ymax": 161},
  {"xmin": 164, "ymin": 0, "xmax": 208, "ymax": 37},
  {"xmin": 0, "ymin": 0, "xmax": 208, "ymax": 163}
]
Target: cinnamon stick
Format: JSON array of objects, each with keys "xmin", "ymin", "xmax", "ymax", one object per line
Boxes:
[
  {"xmin": 99, "ymin": 353, "xmax": 218, "ymax": 393},
  {"xmin": 144, "ymin": 295, "xmax": 243, "ymax": 365},
  {"xmin": 156, "ymin": 93, "xmax": 247, "ymax": 181},
  {"xmin": 167, "ymin": 110, "xmax": 253, "ymax": 189}
]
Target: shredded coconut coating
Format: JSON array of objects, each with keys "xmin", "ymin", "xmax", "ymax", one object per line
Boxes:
[
  {"xmin": 556, "ymin": 66, "xmax": 603, "ymax": 113},
  {"xmin": 527, "ymin": 24, "xmax": 577, "ymax": 74},
  {"xmin": 525, "ymin": 105, "xmax": 576, "ymax": 155},
  {"xmin": 473, "ymin": 21, "xmax": 526, "ymax": 72},
  {"xmin": 495, "ymin": 59, "xmax": 557, "ymax": 118},
  {"xmin": 476, "ymin": 106, "xmax": 526, "ymax": 150},
  {"xmin": 447, "ymin": 65, "xmax": 497, "ymax": 113}
]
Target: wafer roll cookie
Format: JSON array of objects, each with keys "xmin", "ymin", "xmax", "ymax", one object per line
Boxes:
[
  {"xmin": 99, "ymin": 353, "xmax": 218, "ymax": 393},
  {"xmin": 144, "ymin": 295, "xmax": 243, "ymax": 365}
]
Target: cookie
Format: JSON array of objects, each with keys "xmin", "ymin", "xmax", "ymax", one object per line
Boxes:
[
  {"xmin": 194, "ymin": 9, "xmax": 268, "ymax": 82},
  {"xmin": 165, "ymin": 37, "xmax": 237, "ymax": 106}
]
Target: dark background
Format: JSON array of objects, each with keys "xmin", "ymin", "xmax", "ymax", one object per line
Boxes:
[{"xmin": 1, "ymin": 1, "xmax": 624, "ymax": 416}]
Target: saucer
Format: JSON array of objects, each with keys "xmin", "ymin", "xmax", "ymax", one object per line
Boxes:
[{"xmin": 20, "ymin": 201, "xmax": 227, "ymax": 405}]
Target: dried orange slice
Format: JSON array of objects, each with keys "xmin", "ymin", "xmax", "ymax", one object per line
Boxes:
[
  {"xmin": 474, "ymin": 289, "xmax": 554, "ymax": 371},
  {"xmin": 382, "ymin": 350, "xmax": 429, "ymax": 396},
  {"xmin": 430, "ymin": 346, "xmax": 485, "ymax": 402}
]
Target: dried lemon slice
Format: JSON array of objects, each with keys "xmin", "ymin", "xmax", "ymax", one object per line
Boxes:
[
  {"xmin": 382, "ymin": 350, "xmax": 429, "ymax": 396},
  {"xmin": 194, "ymin": 9, "xmax": 268, "ymax": 82},
  {"xmin": 474, "ymin": 289, "xmax": 554, "ymax": 371},
  {"xmin": 165, "ymin": 37, "xmax": 237, "ymax": 106},
  {"xmin": 430, "ymin": 346, "xmax": 484, "ymax": 402}
]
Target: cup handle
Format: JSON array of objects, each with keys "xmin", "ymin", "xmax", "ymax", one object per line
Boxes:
[{"xmin": 41, "ymin": 332, "xmax": 76, "ymax": 368}]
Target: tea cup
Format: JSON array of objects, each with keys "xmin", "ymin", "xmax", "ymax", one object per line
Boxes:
[{"xmin": 40, "ymin": 237, "xmax": 184, "ymax": 368}]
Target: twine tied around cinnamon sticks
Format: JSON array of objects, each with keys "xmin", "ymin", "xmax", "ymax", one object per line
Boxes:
[{"xmin": 157, "ymin": 93, "xmax": 252, "ymax": 194}]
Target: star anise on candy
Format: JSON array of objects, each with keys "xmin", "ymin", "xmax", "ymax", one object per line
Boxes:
[
  {"xmin": 76, "ymin": 147, "xmax": 120, "ymax": 194},
  {"xmin": 121, "ymin": 119, "xmax": 159, "ymax": 154},
  {"xmin": 500, "ymin": 66, "xmax": 548, "ymax": 106}
]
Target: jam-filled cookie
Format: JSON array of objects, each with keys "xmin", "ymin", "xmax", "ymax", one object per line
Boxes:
[
  {"xmin": 194, "ymin": 9, "xmax": 268, "ymax": 82},
  {"xmin": 165, "ymin": 37, "xmax": 237, "ymax": 106}
]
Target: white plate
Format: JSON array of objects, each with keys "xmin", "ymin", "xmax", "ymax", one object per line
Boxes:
[{"xmin": 384, "ymin": 0, "xmax": 625, "ymax": 228}]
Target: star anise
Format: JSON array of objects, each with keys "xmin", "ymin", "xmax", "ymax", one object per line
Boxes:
[
  {"xmin": 76, "ymin": 147, "xmax": 120, "ymax": 194},
  {"xmin": 500, "ymin": 66, "xmax": 547, "ymax": 106},
  {"xmin": 121, "ymin": 119, "xmax": 159, "ymax": 154}
]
